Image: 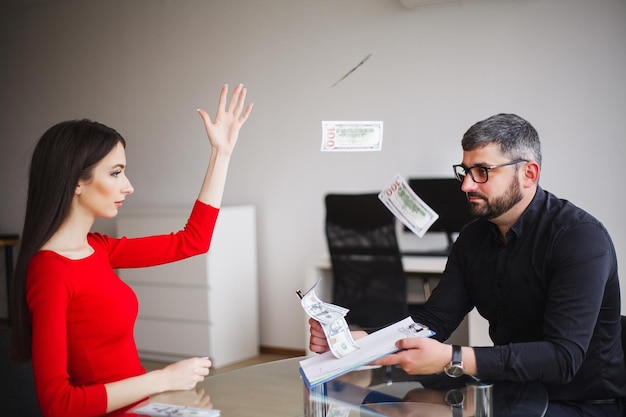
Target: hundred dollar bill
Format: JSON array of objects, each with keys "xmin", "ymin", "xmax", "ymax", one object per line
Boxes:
[
  {"xmin": 378, "ymin": 173, "xmax": 439, "ymax": 238},
  {"xmin": 326, "ymin": 324, "xmax": 359, "ymax": 357},
  {"xmin": 299, "ymin": 278, "xmax": 359, "ymax": 358},
  {"xmin": 301, "ymin": 289, "xmax": 349, "ymax": 325},
  {"xmin": 321, "ymin": 121, "xmax": 383, "ymax": 152}
]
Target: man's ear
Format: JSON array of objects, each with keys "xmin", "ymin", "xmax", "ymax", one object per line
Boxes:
[{"xmin": 522, "ymin": 161, "xmax": 540, "ymax": 187}]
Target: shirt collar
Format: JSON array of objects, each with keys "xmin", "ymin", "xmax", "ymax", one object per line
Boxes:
[
  {"xmin": 486, "ymin": 186, "xmax": 545, "ymax": 243},
  {"xmin": 508, "ymin": 186, "xmax": 544, "ymax": 240}
]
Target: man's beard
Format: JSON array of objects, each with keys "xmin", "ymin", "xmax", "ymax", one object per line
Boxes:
[{"xmin": 467, "ymin": 176, "xmax": 523, "ymax": 220}]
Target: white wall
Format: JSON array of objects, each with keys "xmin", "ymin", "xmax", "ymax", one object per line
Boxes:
[{"xmin": 1, "ymin": 0, "xmax": 625, "ymax": 350}]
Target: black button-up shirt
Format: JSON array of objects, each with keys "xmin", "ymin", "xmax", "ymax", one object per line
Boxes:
[{"xmin": 413, "ymin": 187, "xmax": 626, "ymax": 401}]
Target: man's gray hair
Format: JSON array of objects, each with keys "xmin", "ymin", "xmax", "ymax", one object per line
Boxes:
[{"xmin": 461, "ymin": 113, "xmax": 542, "ymax": 167}]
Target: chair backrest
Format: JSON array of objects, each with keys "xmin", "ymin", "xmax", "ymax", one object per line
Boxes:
[
  {"xmin": 621, "ymin": 316, "xmax": 626, "ymax": 366},
  {"xmin": 0, "ymin": 327, "xmax": 43, "ymax": 417},
  {"xmin": 325, "ymin": 193, "xmax": 407, "ymax": 328}
]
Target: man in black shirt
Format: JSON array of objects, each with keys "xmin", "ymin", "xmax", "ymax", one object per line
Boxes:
[{"xmin": 309, "ymin": 113, "xmax": 626, "ymax": 416}]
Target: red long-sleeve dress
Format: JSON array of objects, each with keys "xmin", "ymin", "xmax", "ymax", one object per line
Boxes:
[{"xmin": 26, "ymin": 200, "xmax": 219, "ymax": 417}]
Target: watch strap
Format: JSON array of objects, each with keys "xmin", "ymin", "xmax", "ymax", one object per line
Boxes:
[
  {"xmin": 444, "ymin": 344, "xmax": 464, "ymax": 377},
  {"xmin": 451, "ymin": 344, "xmax": 462, "ymax": 365}
]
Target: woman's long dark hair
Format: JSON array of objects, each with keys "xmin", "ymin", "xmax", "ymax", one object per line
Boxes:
[{"xmin": 11, "ymin": 119, "xmax": 125, "ymax": 362}]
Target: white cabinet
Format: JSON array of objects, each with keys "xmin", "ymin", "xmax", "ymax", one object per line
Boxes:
[{"xmin": 116, "ymin": 206, "xmax": 258, "ymax": 368}]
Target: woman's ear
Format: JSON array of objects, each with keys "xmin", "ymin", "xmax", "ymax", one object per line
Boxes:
[{"xmin": 75, "ymin": 184, "xmax": 82, "ymax": 195}]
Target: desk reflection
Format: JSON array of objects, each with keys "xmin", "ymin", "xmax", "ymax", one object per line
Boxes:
[
  {"xmin": 307, "ymin": 365, "xmax": 548, "ymax": 417},
  {"xmin": 127, "ymin": 357, "xmax": 547, "ymax": 417}
]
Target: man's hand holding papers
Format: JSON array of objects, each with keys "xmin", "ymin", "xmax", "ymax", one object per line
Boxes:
[
  {"xmin": 300, "ymin": 316, "xmax": 435, "ymax": 388},
  {"xmin": 300, "ymin": 278, "xmax": 360, "ymax": 358},
  {"xmin": 298, "ymin": 278, "xmax": 435, "ymax": 388}
]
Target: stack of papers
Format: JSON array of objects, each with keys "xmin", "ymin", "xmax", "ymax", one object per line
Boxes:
[{"xmin": 299, "ymin": 316, "xmax": 434, "ymax": 387}]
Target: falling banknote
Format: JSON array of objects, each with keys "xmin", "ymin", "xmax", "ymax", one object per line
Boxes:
[
  {"xmin": 378, "ymin": 173, "xmax": 439, "ymax": 238},
  {"xmin": 321, "ymin": 121, "xmax": 383, "ymax": 152},
  {"xmin": 299, "ymin": 278, "xmax": 359, "ymax": 358}
]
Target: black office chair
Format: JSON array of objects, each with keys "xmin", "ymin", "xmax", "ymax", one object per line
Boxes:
[
  {"xmin": 620, "ymin": 316, "xmax": 626, "ymax": 363},
  {"xmin": 617, "ymin": 316, "xmax": 626, "ymax": 416},
  {"xmin": 0, "ymin": 327, "xmax": 43, "ymax": 417},
  {"xmin": 324, "ymin": 193, "xmax": 408, "ymax": 328}
]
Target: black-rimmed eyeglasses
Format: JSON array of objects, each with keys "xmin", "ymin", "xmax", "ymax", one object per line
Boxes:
[{"xmin": 452, "ymin": 159, "xmax": 528, "ymax": 184}]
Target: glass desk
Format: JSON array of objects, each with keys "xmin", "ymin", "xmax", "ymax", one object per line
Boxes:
[{"xmin": 130, "ymin": 357, "xmax": 548, "ymax": 417}]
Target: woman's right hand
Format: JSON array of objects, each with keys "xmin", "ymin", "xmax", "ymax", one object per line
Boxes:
[
  {"xmin": 161, "ymin": 356, "xmax": 212, "ymax": 391},
  {"xmin": 105, "ymin": 356, "xmax": 211, "ymax": 413}
]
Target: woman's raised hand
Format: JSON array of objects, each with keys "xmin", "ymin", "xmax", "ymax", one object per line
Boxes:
[{"xmin": 197, "ymin": 84, "xmax": 253, "ymax": 155}]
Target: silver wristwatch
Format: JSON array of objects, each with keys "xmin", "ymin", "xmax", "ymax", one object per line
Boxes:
[{"xmin": 444, "ymin": 345, "xmax": 464, "ymax": 377}]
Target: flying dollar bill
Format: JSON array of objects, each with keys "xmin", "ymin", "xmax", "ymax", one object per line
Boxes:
[
  {"xmin": 321, "ymin": 121, "xmax": 383, "ymax": 152},
  {"xmin": 378, "ymin": 173, "xmax": 439, "ymax": 238},
  {"xmin": 299, "ymin": 278, "xmax": 359, "ymax": 358}
]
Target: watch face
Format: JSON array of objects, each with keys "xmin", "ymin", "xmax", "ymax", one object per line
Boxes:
[
  {"xmin": 445, "ymin": 389, "xmax": 464, "ymax": 406},
  {"xmin": 445, "ymin": 364, "xmax": 464, "ymax": 377}
]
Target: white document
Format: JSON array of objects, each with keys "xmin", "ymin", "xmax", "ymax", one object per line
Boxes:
[{"xmin": 299, "ymin": 316, "xmax": 435, "ymax": 387}]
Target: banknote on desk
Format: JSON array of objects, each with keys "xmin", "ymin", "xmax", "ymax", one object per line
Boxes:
[
  {"xmin": 299, "ymin": 316, "xmax": 435, "ymax": 388},
  {"xmin": 135, "ymin": 402, "xmax": 219, "ymax": 417}
]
